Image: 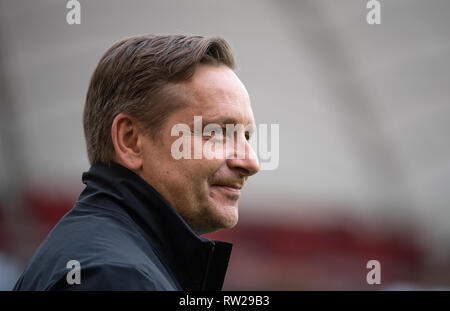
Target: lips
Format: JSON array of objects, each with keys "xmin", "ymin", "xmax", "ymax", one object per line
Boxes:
[
  {"xmin": 210, "ymin": 183, "xmax": 243, "ymax": 197},
  {"xmin": 211, "ymin": 182, "xmax": 243, "ymax": 190},
  {"xmin": 214, "ymin": 185, "xmax": 241, "ymax": 193}
]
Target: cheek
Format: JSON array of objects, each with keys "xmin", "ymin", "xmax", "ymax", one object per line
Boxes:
[
  {"xmin": 169, "ymin": 159, "xmax": 215, "ymax": 186},
  {"xmin": 144, "ymin": 135, "xmax": 225, "ymax": 195},
  {"xmin": 183, "ymin": 159, "xmax": 225, "ymax": 196}
]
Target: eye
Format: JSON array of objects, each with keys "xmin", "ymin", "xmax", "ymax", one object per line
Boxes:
[{"xmin": 205, "ymin": 127, "xmax": 225, "ymax": 140}]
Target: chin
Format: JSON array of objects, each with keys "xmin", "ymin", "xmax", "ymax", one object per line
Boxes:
[
  {"xmin": 214, "ymin": 204, "xmax": 239, "ymax": 229},
  {"xmin": 197, "ymin": 200, "xmax": 239, "ymax": 234}
]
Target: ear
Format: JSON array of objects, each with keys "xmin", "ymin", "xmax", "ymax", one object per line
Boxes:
[{"xmin": 111, "ymin": 113, "xmax": 143, "ymax": 171}]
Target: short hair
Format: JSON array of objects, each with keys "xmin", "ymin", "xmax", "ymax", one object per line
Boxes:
[{"xmin": 83, "ymin": 34, "xmax": 236, "ymax": 165}]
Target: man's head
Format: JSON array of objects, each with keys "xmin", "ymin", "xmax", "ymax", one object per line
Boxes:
[{"xmin": 84, "ymin": 34, "xmax": 259, "ymax": 235}]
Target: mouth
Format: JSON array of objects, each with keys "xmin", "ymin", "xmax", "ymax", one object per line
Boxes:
[
  {"xmin": 212, "ymin": 185, "xmax": 241, "ymax": 193},
  {"xmin": 210, "ymin": 183, "xmax": 243, "ymax": 197}
]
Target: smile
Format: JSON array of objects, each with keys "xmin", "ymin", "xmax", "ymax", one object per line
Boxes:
[{"xmin": 211, "ymin": 185, "xmax": 241, "ymax": 197}]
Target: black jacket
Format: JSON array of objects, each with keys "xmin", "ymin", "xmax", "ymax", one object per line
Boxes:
[{"xmin": 13, "ymin": 162, "xmax": 232, "ymax": 290}]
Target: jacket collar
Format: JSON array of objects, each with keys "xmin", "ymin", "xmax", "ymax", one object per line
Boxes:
[{"xmin": 80, "ymin": 162, "xmax": 232, "ymax": 290}]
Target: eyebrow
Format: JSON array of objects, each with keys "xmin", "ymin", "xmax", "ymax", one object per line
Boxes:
[{"xmin": 201, "ymin": 117, "xmax": 254, "ymax": 127}]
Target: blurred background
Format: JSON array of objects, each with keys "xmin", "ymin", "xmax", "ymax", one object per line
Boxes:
[{"xmin": 0, "ymin": 0, "xmax": 450, "ymax": 290}]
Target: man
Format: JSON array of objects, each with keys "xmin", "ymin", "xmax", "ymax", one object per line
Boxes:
[{"xmin": 13, "ymin": 34, "xmax": 259, "ymax": 290}]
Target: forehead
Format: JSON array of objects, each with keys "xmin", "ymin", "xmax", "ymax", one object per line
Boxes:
[{"xmin": 174, "ymin": 65, "xmax": 254, "ymax": 126}]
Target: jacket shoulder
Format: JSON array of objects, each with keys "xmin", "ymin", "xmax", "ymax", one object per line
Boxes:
[
  {"xmin": 48, "ymin": 263, "xmax": 167, "ymax": 290},
  {"xmin": 14, "ymin": 203, "xmax": 180, "ymax": 290}
]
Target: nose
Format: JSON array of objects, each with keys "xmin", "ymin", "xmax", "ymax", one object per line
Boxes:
[{"xmin": 226, "ymin": 139, "xmax": 260, "ymax": 177}]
